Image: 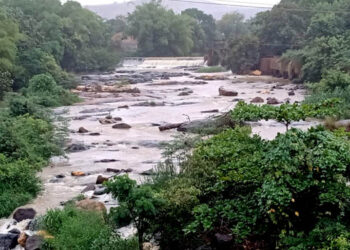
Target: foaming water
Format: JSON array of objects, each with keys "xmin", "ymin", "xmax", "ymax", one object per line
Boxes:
[{"xmin": 123, "ymin": 57, "xmax": 205, "ymax": 69}]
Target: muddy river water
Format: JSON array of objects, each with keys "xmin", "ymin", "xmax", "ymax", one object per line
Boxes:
[{"xmin": 0, "ymin": 59, "xmax": 317, "ymax": 234}]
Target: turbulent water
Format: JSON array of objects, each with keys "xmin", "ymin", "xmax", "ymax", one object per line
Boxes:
[{"xmin": 0, "ymin": 58, "xmax": 317, "ymax": 234}]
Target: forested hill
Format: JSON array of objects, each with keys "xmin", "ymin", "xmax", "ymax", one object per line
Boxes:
[{"xmin": 86, "ymin": 0, "xmax": 267, "ymax": 20}]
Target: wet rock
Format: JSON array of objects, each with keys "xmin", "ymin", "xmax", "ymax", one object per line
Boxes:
[
  {"xmin": 251, "ymin": 97, "xmax": 264, "ymax": 103},
  {"xmin": 73, "ymin": 115, "xmax": 91, "ymax": 120},
  {"xmin": 76, "ymin": 199, "xmax": 107, "ymax": 214},
  {"xmin": 201, "ymin": 109, "xmax": 219, "ymax": 113},
  {"xmin": 178, "ymin": 90, "xmax": 193, "ymax": 96},
  {"xmin": 172, "ymin": 102, "xmax": 198, "ymax": 106},
  {"xmin": 18, "ymin": 232, "xmax": 28, "ymax": 247},
  {"xmin": 66, "ymin": 143, "xmax": 89, "ymax": 153},
  {"xmin": 138, "ymin": 140, "xmax": 164, "ymax": 148},
  {"xmin": 56, "ymin": 174, "xmax": 65, "ymax": 179},
  {"xmin": 8, "ymin": 229, "xmax": 20, "ymax": 235},
  {"xmin": 71, "ymin": 171, "xmax": 86, "ymax": 177},
  {"xmin": 96, "ymin": 175, "xmax": 109, "ymax": 184},
  {"xmin": 215, "ymin": 233, "xmax": 233, "ymax": 247},
  {"xmin": 141, "ymin": 169, "xmax": 155, "ymax": 176},
  {"xmin": 288, "ymin": 91, "xmax": 295, "ymax": 96},
  {"xmin": 124, "ymin": 168, "xmax": 133, "ymax": 173},
  {"xmin": 219, "ymin": 87, "xmax": 238, "ymax": 97},
  {"xmin": 132, "ymin": 146, "xmax": 139, "ymax": 149},
  {"xmin": 159, "ymin": 123, "xmax": 183, "ymax": 131},
  {"xmin": 89, "ymin": 133, "xmax": 100, "ymax": 136},
  {"xmin": 118, "ymin": 105, "xmax": 129, "ymax": 109},
  {"xmin": 13, "ymin": 208, "xmax": 36, "ymax": 222},
  {"xmin": 81, "ymin": 184, "xmax": 96, "ymax": 193},
  {"xmin": 0, "ymin": 233, "xmax": 19, "ymax": 249},
  {"xmin": 25, "ymin": 235, "xmax": 43, "ymax": 250},
  {"xmin": 151, "ymin": 123, "xmax": 161, "ymax": 127},
  {"xmin": 99, "ymin": 117, "xmax": 122, "ymax": 124},
  {"xmin": 95, "ymin": 159, "xmax": 119, "ymax": 163},
  {"xmin": 112, "ymin": 123, "xmax": 132, "ymax": 129},
  {"xmin": 106, "ymin": 168, "xmax": 121, "ymax": 174},
  {"xmin": 49, "ymin": 178, "xmax": 62, "ymax": 183},
  {"xmin": 80, "ymin": 108, "xmax": 115, "ymax": 114},
  {"xmin": 232, "ymin": 98, "xmax": 244, "ymax": 102},
  {"xmin": 78, "ymin": 127, "xmax": 89, "ymax": 133},
  {"xmin": 267, "ymin": 97, "xmax": 280, "ymax": 105},
  {"xmin": 93, "ymin": 187, "xmax": 107, "ymax": 196},
  {"xmin": 132, "ymin": 101, "xmax": 165, "ymax": 107}
]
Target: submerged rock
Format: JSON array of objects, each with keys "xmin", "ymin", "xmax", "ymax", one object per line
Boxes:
[{"xmin": 13, "ymin": 208, "xmax": 36, "ymax": 222}]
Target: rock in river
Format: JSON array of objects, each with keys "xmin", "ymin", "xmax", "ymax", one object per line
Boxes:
[
  {"xmin": 78, "ymin": 127, "xmax": 89, "ymax": 133},
  {"xmin": 25, "ymin": 235, "xmax": 43, "ymax": 250},
  {"xmin": 267, "ymin": 97, "xmax": 280, "ymax": 105},
  {"xmin": 13, "ymin": 208, "xmax": 36, "ymax": 222},
  {"xmin": 251, "ymin": 97, "xmax": 264, "ymax": 103},
  {"xmin": 112, "ymin": 123, "xmax": 132, "ymax": 129},
  {"xmin": 219, "ymin": 87, "xmax": 238, "ymax": 96},
  {"xmin": 0, "ymin": 233, "xmax": 19, "ymax": 249},
  {"xmin": 66, "ymin": 143, "xmax": 89, "ymax": 152},
  {"xmin": 76, "ymin": 199, "xmax": 107, "ymax": 214},
  {"xmin": 96, "ymin": 175, "xmax": 109, "ymax": 184}
]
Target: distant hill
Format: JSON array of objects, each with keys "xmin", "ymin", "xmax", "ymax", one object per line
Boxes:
[{"xmin": 85, "ymin": 0, "xmax": 270, "ymax": 20}]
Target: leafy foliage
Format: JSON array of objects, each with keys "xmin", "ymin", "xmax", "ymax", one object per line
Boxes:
[
  {"xmin": 105, "ymin": 175, "xmax": 164, "ymax": 249},
  {"xmin": 231, "ymin": 99, "xmax": 341, "ymax": 130},
  {"xmin": 127, "ymin": 1, "xmax": 194, "ymax": 56}
]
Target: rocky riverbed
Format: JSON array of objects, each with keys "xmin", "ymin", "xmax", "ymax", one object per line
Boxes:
[{"xmin": 0, "ymin": 61, "xmax": 318, "ymax": 249}]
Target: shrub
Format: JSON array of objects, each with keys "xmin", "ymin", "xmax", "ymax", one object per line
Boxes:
[
  {"xmin": 41, "ymin": 206, "xmax": 122, "ymax": 250},
  {"xmin": 0, "ymin": 155, "xmax": 40, "ymax": 217},
  {"xmin": 0, "ymin": 114, "xmax": 63, "ymax": 163},
  {"xmin": 183, "ymin": 127, "xmax": 350, "ymax": 248},
  {"xmin": 25, "ymin": 74, "xmax": 79, "ymax": 107}
]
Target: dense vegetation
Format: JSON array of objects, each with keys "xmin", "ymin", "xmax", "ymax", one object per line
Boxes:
[{"xmin": 0, "ymin": 0, "xmax": 120, "ymax": 92}]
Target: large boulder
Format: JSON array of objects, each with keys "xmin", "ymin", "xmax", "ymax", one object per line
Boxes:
[
  {"xmin": 0, "ymin": 234, "xmax": 19, "ymax": 249},
  {"xmin": 76, "ymin": 199, "xmax": 107, "ymax": 214},
  {"xmin": 219, "ymin": 87, "xmax": 238, "ymax": 97},
  {"xmin": 25, "ymin": 235, "xmax": 43, "ymax": 250},
  {"xmin": 13, "ymin": 208, "xmax": 36, "ymax": 222}
]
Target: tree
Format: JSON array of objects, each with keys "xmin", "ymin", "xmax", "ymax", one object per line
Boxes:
[
  {"xmin": 127, "ymin": 1, "xmax": 194, "ymax": 56},
  {"xmin": 105, "ymin": 175, "xmax": 164, "ymax": 250},
  {"xmin": 217, "ymin": 12, "xmax": 247, "ymax": 40},
  {"xmin": 223, "ymin": 34, "xmax": 260, "ymax": 74},
  {"xmin": 182, "ymin": 8, "xmax": 216, "ymax": 53}
]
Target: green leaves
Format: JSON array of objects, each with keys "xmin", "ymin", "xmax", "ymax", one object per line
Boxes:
[{"xmin": 231, "ymin": 99, "xmax": 341, "ymax": 130}]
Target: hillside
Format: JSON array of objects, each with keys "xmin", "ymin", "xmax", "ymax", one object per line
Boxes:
[{"xmin": 85, "ymin": 0, "xmax": 269, "ymax": 20}]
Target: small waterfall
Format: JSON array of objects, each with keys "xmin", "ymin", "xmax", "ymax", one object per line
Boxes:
[{"xmin": 122, "ymin": 57, "xmax": 205, "ymax": 69}]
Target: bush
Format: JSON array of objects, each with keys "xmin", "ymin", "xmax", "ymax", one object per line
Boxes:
[
  {"xmin": 0, "ymin": 155, "xmax": 40, "ymax": 217},
  {"xmin": 305, "ymin": 70, "xmax": 350, "ymax": 118},
  {"xmin": 0, "ymin": 114, "xmax": 63, "ymax": 163},
  {"xmin": 25, "ymin": 74, "xmax": 79, "ymax": 107},
  {"xmin": 182, "ymin": 127, "xmax": 350, "ymax": 248}
]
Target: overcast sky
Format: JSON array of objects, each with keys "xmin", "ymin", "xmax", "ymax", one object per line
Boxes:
[{"xmin": 61, "ymin": 0, "xmax": 281, "ymax": 7}]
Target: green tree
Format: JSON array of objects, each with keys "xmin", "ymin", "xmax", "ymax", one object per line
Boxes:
[
  {"xmin": 105, "ymin": 175, "xmax": 164, "ymax": 250},
  {"xmin": 127, "ymin": 1, "xmax": 194, "ymax": 56},
  {"xmin": 0, "ymin": 71, "xmax": 13, "ymax": 100},
  {"xmin": 223, "ymin": 34, "xmax": 260, "ymax": 74},
  {"xmin": 217, "ymin": 12, "xmax": 247, "ymax": 40}
]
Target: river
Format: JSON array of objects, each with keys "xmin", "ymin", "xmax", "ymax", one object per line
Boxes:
[{"xmin": 0, "ymin": 58, "xmax": 316, "ymax": 235}]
